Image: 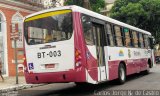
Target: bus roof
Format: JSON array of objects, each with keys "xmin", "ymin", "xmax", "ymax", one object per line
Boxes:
[{"xmin": 24, "ymin": 5, "xmax": 151, "ymax": 35}]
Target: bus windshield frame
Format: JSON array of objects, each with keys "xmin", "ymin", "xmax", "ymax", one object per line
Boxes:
[{"xmin": 24, "ymin": 10, "xmax": 73, "ymax": 45}]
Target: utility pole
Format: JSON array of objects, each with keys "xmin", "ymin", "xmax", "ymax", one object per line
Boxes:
[
  {"xmin": 83, "ymin": 0, "xmax": 91, "ymax": 10},
  {"xmin": 10, "ymin": 23, "xmax": 19, "ymax": 84}
]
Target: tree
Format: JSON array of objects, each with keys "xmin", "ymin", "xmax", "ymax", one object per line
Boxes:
[
  {"xmin": 65, "ymin": 0, "xmax": 83, "ymax": 7},
  {"xmin": 110, "ymin": 0, "xmax": 160, "ymax": 43},
  {"xmin": 65, "ymin": 0, "xmax": 105, "ymax": 13}
]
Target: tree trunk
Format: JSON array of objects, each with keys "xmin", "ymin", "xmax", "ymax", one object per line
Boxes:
[{"xmin": 83, "ymin": 0, "xmax": 91, "ymax": 10}]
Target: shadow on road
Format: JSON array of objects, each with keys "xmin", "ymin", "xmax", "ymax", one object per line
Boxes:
[{"xmin": 44, "ymin": 72, "xmax": 153, "ymax": 96}]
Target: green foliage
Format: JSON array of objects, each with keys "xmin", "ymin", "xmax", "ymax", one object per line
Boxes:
[
  {"xmin": 64, "ymin": 0, "xmax": 83, "ymax": 7},
  {"xmin": 110, "ymin": 0, "xmax": 160, "ymax": 43},
  {"xmin": 65, "ymin": 0, "xmax": 105, "ymax": 13},
  {"xmin": 90, "ymin": 0, "xmax": 105, "ymax": 13}
]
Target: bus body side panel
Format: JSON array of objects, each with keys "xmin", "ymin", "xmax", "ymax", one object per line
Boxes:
[
  {"xmin": 73, "ymin": 12, "xmax": 98, "ymax": 83},
  {"xmin": 107, "ymin": 47, "xmax": 151, "ymax": 81},
  {"xmin": 85, "ymin": 46, "xmax": 98, "ymax": 84},
  {"xmin": 73, "ymin": 12, "xmax": 87, "ymax": 82},
  {"xmin": 108, "ymin": 61, "xmax": 119, "ymax": 80}
]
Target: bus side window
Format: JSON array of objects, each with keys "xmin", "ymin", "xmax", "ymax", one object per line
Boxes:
[
  {"xmin": 148, "ymin": 37, "xmax": 151, "ymax": 49},
  {"xmin": 132, "ymin": 31, "xmax": 139, "ymax": 48},
  {"xmin": 106, "ymin": 23, "xmax": 114, "ymax": 46},
  {"xmin": 121, "ymin": 27, "xmax": 125, "ymax": 46},
  {"xmin": 114, "ymin": 25, "xmax": 123, "ymax": 46},
  {"xmin": 130, "ymin": 30, "xmax": 134, "ymax": 47},
  {"xmin": 144, "ymin": 35, "xmax": 149, "ymax": 48},
  {"xmin": 142, "ymin": 34, "xmax": 146, "ymax": 48},
  {"xmin": 84, "ymin": 28, "xmax": 94, "ymax": 45},
  {"xmin": 137, "ymin": 33, "xmax": 140, "ymax": 48},
  {"xmin": 139, "ymin": 33, "xmax": 144, "ymax": 48},
  {"xmin": 81, "ymin": 15, "xmax": 94, "ymax": 45},
  {"xmin": 112, "ymin": 25, "xmax": 117, "ymax": 46},
  {"xmin": 124, "ymin": 28, "xmax": 131, "ymax": 47}
]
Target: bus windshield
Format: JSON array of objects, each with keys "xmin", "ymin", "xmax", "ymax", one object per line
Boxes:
[{"xmin": 24, "ymin": 10, "xmax": 73, "ymax": 45}]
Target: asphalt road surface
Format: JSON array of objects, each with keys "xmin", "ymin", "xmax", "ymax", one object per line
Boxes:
[{"xmin": 18, "ymin": 64, "xmax": 160, "ymax": 96}]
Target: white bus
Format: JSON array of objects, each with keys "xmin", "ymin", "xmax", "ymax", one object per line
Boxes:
[{"xmin": 23, "ymin": 5, "xmax": 155, "ymax": 84}]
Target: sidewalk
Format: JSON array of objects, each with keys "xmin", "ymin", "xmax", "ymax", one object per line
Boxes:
[{"xmin": 0, "ymin": 76, "xmax": 45, "ymax": 92}]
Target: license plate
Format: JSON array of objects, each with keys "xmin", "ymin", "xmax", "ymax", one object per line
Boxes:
[{"xmin": 45, "ymin": 64, "xmax": 55, "ymax": 68}]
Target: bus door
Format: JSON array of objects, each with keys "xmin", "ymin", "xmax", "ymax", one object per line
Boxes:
[{"xmin": 92, "ymin": 23, "xmax": 107, "ymax": 81}]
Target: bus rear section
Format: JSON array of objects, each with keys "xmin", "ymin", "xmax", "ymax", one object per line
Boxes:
[{"xmin": 23, "ymin": 9, "xmax": 86, "ymax": 84}]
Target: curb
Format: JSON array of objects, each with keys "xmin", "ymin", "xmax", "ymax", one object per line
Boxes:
[{"xmin": 0, "ymin": 84, "xmax": 45, "ymax": 92}]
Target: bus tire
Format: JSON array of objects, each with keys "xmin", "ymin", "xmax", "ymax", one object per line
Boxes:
[{"xmin": 118, "ymin": 63, "xmax": 126, "ymax": 84}]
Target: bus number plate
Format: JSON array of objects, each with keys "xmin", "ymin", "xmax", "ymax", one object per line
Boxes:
[{"xmin": 37, "ymin": 50, "xmax": 61, "ymax": 58}]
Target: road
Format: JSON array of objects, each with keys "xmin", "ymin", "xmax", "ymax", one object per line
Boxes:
[{"xmin": 18, "ymin": 64, "xmax": 160, "ymax": 96}]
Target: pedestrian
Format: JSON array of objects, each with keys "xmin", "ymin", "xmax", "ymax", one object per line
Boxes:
[{"xmin": 0, "ymin": 57, "xmax": 4, "ymax": 82}]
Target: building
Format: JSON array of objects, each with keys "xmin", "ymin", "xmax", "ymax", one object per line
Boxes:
[
  {"xmin": 0, "ymin": 0, "xmax": 66, "ymax": 77},
  {"xmin": 42, "ymin": 0, "xmax": 65, "ymax": 8},
  {"xmin": 101, "ymin": 0, "xmax": 116, "ymax": 16},
  {"xmin": 0, "ymin": 0, "xmax": 42, "ymax": 77},
  {"xmin": 20, "ymin": 0, "xmax": 65, "ymax": 8}
]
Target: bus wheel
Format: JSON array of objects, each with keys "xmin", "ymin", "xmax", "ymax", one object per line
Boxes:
[{"xmin": 118, "ymin": 64, "xmax": 126, "ymax": 84}]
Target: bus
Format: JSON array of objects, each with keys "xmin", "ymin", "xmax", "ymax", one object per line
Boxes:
[{"xmin": 23, "ymin": 5, "xmax": 155, "ymax": 84}]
